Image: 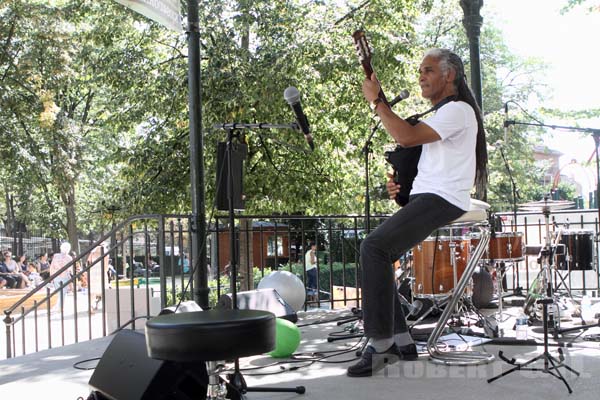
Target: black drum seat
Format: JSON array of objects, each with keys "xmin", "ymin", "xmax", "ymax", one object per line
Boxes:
[{"xmin": 146, "ymin": 309, "xmax": 276, "ymax": 362}]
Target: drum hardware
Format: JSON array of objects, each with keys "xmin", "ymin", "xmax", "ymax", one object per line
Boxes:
[
  {"xmin": 488, "ymin": 297, "xmax": 580, "ymax": 393},
  {"xmin": 397, "ymin": 291, "xmax": 423, "ymax": 317},
  {"xmin": 554, "ymin": 319, "xmax": 600, "ymax": 339},
  {"xmin": 492, "ymin": 262, "xmax": 511, "ymax": 323},
  {"xmin": 530, "ymin": 227, "xmax": 583, "ymax": 322},
  {"xmin": 426, "ymin": 215, "xmax": 495, "ymax": 366},
  {"xmin": 490, "ymin": 195, "xmax": 580, "ymax": 393},
  {"xmin": 473, "ymin": 230, "xmax": 526, "ymax": 319}
]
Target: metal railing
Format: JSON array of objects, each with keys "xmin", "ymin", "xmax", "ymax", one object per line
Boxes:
[
  {"xmin": 3, "ymin": 209, "xmax": 600, "ymax": 359},
  {"xmin": 2, "ymin": 213, "xmax": 369, "ymax": 359},
  {"xmin": 497, "ymin": 208, "xmax": 600, "ymax": 295},
  {"xmin": 2, "ymin": 214, "xmax": 198, "ymax": 359}
]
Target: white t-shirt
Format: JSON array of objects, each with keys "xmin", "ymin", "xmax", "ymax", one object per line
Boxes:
[
  {"xmin": 411, "ymin": 101, "xmax": 477, "ymax": 211},
  {"xmin": 305, "ymin": 249, "xmax": 316, "ymax": 271}
]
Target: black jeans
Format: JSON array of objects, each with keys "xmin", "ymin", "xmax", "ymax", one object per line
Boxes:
[{"xmin": 360, "ymin": 193, "xmax": 466, "ymax": 339}]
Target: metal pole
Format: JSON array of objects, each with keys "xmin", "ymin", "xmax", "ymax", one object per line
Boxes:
[
  {"xmin": 460, "ymin": 0, "xmax": 484, "ymax": 111},
  {"xmin": 187, "ymin": 0, "xmax": 209, "ymax": 308}
]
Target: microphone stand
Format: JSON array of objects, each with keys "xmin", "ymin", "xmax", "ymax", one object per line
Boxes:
[
  {"xmin": 497, "ymin": 144, "xmax": 525, "ymax": 297},
  {"xmin": 361, "ymin": 118, "xmax": 383, "ymax": 233},
  {"xmin": 213, "ymin": 121, "xmax": 305, "ymax": 398},
  {"xmin": 497, "ymin": 143, "xmax": 519, "ymax": 230}
]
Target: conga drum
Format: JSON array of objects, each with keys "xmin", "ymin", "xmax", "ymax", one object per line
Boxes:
[{"xmin": 412, "ymin": 235, "xmax": 471, "ymax": 296}]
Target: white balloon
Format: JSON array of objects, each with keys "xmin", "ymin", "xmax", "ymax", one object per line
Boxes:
[{"xmin": 258, "ymin": 270, "xmax": 306, "ymax": 312}]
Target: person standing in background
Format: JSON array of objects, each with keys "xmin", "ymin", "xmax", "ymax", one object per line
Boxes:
[
  {"xmin": 304, "ymin": 243, "xmax": 318, "ymax": 299},
  {"xmin": 50, "ymin": 242, "xmax": 73, "ymax": 306}
]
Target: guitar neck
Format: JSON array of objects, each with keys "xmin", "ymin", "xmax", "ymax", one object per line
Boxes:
[
  {"xmin": 361, "ymin": 59, "xmax": 388, "ymax": 105},
  {"xmin": 353, "ymin": 29, "xmax": 388, "ymax": 105}
]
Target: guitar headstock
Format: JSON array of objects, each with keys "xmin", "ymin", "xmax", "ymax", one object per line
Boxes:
[{"xmin": 352, "ymin": 30, "xmax": 374, "ymax": 78}]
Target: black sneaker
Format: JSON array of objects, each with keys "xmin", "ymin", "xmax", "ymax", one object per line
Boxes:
[
  {"xmin": 397, "ymin": 343, "xmax": 418, "ymax": 361},
  {"xmin": 346, "ymin": 344, "xmax": 401, "ymax": 377}
]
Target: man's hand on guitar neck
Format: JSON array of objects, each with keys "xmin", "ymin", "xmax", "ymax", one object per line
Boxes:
[
  {"xmin": 362, "ymin": 72, "xmax": 383, "ymax": 104},
  {"xmin": 386, "ymin": 172, "xmax": 401, "ymax": 201}
]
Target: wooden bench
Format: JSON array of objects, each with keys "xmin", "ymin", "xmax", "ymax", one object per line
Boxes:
[{"xmin": 0, "ymin": 288, "xmax": 58, "ymax": 313}]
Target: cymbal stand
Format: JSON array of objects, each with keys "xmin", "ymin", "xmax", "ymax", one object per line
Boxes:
[
  {"xmin": 487, "ymin": 297, "xmax": 580, "ymax": 393},
  {"xmin": 489, "ymin": 200, "xmax": 580, "ymax": 393}
]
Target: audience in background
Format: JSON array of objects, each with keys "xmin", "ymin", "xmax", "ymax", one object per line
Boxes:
[
  {"xmin": 37, "ymin": 252, "xmax": 51, "ymax": 280},
  {"xmin": 17, "ymin": 254, "xmax": 28, "ymax": 273},
  {"xmin": 0, "ymin": 250, "xmax": 27, "ymax": 288},
  {"xmin": 27, "ymin": 262, "xmax": 44, "ymax": 287}
]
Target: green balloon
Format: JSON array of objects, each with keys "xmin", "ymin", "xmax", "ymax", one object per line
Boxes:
[{"xmin": 268, "ymin": 318, "xmax": 301, "ymax": 358}]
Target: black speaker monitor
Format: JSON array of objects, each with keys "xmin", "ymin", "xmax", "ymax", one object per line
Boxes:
[
  {"xmin": 215, "ymin": 141, "xmax": 247, "ymax": 211},
  {"xmin": 88, "ymin": 330, "xmax": 207, "ymax": 400}
]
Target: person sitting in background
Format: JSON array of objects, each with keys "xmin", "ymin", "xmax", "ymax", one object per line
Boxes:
[
  {"xmin": 0, "ymin": 276, "xmax": 6, "ymax": 289},
  {"xmin": 27, "ymin": 263, "xmax": 43, "ymax": 287},
  {"xmin": 37, "ymin": 253, "xmax": 51, "ymax": 280},
  {"xmin": 178, "ymin": 253, "xmax": 190, "ymax": 274},
  {"xmin": 17, "ymin": 254, "xmax": 28, "ymax": 273},
  {"xmin": 1, "ymin": 251, "xmax": 27, "ymax": 288}
]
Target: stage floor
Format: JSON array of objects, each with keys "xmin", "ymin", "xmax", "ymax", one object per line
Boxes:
[{"xmin": 1, "ymin": 303, "xmax": 599, "ymax": 400}]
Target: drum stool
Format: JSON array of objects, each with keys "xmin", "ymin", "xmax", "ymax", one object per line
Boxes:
[
  {"xmin": 146, "ymin": 309, "xmax": 305, "ymax": 399},
  {"xmin": 426, "ymin": 199, "xmax": 496, "ymax": 365}
]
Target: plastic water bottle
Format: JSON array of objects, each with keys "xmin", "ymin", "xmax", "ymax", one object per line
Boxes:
[
  {"xmin": 515, "ymin": 314, "xmax": 528, "ymax": 340},
  {"xmin": 581, "ymin": 295, "xmax": 593, "ymax": 323}
]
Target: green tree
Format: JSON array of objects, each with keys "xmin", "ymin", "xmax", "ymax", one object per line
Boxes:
[
  {"xmin": 114, "ymin": 0, "xmax": 426, "ymax": 217},
  {"xmin": 3, "ymin": 0, "xmax": 584, "ymax": 243},
  {"xmin": 0, "ymin": 0, "xmax": 180, "ymax": 248},
  {"xmin": 414, "ymin": 0, "xmax": 556, "ymax": 211}
]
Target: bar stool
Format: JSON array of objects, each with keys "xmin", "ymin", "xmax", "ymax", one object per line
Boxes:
[
  {"xmin": 146, "ymin": 309, "xmax": 305, "ymax": 399},
  {"xmin": 426, "ymin": 198, "xmax": 495, "ymax": 365}
]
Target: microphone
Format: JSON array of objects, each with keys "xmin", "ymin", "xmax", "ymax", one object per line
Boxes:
[
  {"xmin": 389, "ymin": 89, "xmax": 410, "ymax": 107},
  {"xmin": 283, "ymin": 86, "xmax": 314, "ymax": 150}
]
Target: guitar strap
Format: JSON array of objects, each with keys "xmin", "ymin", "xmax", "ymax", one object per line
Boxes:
[
  {"xmin": 384, "ymin": 95, "xmax": 458, "ymax": 207},
  {"xmin": 405, "ymin": 95, "xmax": 457, "ymax": 126}
]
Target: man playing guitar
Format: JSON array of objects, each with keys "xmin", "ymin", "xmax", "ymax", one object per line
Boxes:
[{"xmin": 347, "ymin": 40, "xmax": 488, "ymax": 377}]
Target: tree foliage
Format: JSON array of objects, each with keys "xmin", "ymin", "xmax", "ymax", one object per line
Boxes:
[
  {"xmin": 0, "ymin": 0, "xmax": 591, "ymax": 242},
  {"xmin": 0, "ymin": 0, "xmax": 180, "ymax": 247}
]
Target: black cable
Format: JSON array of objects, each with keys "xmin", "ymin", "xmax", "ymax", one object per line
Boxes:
[
  {"xmin": 296, "ymin": 313, "xmax": 361, "ymax": 327},
  {"xmin": 73, "ymin": 357, "xmax": 102, "ymax": 370},
  {"xmin": 505, "ymin": 99, "xmax": 545, "ymax": 126},
  {"xmin": 235, "ymin": 337, "xmax": 368, "ymax": 376}
]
